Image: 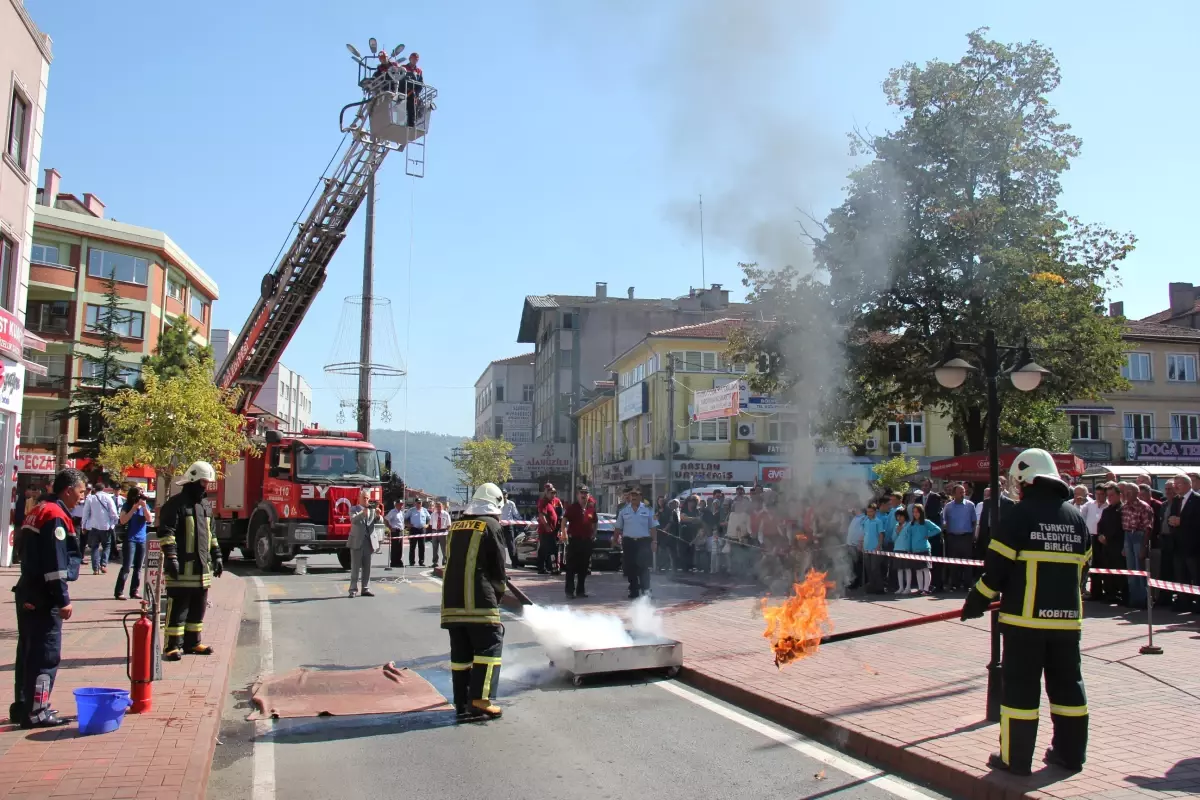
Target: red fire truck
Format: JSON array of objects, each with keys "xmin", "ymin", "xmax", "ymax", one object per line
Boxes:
[{"xmin": 210, "ymin": 42, "xmax": 434, "ymax": 570}]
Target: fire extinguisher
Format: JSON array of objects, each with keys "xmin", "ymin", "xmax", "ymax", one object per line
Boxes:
[{"xmin": 123, "ymin": 606, "xmax": 154, "ymax": 714}]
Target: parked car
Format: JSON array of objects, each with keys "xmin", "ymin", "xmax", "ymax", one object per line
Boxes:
[{"xmin": 512, "ymin": 513, "xmax": 621, "ymax": 572}]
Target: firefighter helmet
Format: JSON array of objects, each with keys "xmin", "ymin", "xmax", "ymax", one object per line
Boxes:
[
  {"xmin": 465, "ymin": 482, "xmax": 504, "ymax": 516},
  {"xmin": 176, "ymin": 461, "xmax": 217, "ymax": 485},
  {"xmin": 1009, "ymin": 448, "xmax": 1066, "ymax": 489}
]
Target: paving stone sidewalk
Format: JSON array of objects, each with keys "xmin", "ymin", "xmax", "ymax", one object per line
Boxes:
[
  {"xmin": 510, "ymin": 568, "xmax": 1200, "ymax": 800},
  {"xmin": 0, "ymin": 566, "xmax": 246, "ymax": 800}
]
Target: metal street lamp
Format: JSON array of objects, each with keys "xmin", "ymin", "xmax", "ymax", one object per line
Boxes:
[{"xmin": 931, "ymin": 328, "xmax": 1053, "ymax": 722}]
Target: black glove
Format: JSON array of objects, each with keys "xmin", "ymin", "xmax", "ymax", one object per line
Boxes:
[
  {"xmin": 165, "ymin": 558, "xmax": 180, "ymax": 580},
  {"xmin": 212, "ymin": 556, "xmax": 223, "ymax": 578},
  {"xmin": 960, "ymin": 589, "xmax": 991, "ymax": 621}
]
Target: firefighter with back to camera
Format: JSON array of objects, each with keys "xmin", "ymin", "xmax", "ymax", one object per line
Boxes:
[
  {"xmin": 158, "ymin": 461, "xmax": 223, "ymax": 661},
  {"xmin": 442, "ymin": 482, "xmax": 507, "ymax": 722},
  {"xmin": 961, "ymin": 448, "xmax": 1090, "ymax": 776}
]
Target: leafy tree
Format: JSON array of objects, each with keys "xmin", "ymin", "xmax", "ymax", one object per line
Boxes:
[
  {"xmin": 732, "ymin": 30, "xmax": 1133, "ymax": 452},
  {"xmin": 451, "ymin": 438, "xmax": 514, "ymax": 491},
  {"xmin": 99, "ymin": 361, "xmax": 253, "ymax": 497},
  {"xmin": 60, "ymin": 275, "xmax": 133, "ymax": 461},
  {"xmin": 141, "ymin": 319, "xmax": 213, "ymax": 384},
  {"xmin": 871, "ymin": 455, "xmax": 919, "ymax": 495}
]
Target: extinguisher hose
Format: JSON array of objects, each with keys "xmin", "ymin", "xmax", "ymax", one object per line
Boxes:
[{"xmin": 122, "ymin": 610, "xmax": 142, "ymax": 682}]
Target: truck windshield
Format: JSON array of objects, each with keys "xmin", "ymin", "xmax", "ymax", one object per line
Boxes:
[{"xmin": 294, "ymin": 445, "xmax": 380, "ymax": 482}]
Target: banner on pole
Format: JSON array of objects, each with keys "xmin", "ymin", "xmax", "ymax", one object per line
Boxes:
[{"xmin": 692, "ymin": 382, "xmax": 740, "ymax": 421}]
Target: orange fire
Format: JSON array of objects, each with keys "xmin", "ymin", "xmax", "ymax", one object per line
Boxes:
[{"xmin": 761, "ymin": 570, "xmax": 833, "ymax": 668}]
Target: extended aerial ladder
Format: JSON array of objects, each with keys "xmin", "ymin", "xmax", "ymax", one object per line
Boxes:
[{"xmin": 216, "ymin": 40, "xmax": 436, "ymax": 412}]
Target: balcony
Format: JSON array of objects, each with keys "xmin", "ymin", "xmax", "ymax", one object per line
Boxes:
[
  {"xmin": 27, "ymin": 374, "xmax": 69, "ymax": 392},
  {"xmin": 603, "ymin": 448, "xmax": 630, "ymax": 465}
]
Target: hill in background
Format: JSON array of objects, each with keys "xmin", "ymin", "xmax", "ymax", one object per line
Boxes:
[{"xmin": 370, "ymin": 429, "xmax": 468, "ymax": 498}]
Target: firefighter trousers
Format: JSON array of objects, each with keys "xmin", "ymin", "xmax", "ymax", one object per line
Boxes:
[
  {"xmin": 12, "ymin": 606, "xmax": 62, "ymax": 724},
  {"xmin": 999, "ymin": 627, "xmax": 1088, "ymax": 772},
  {"xmin": 165, "ymin": 586, "xmax": 209, "ymax": 652},
  {"xmin": 446, "ymin": 623, "xmax": 504, "ymax": 711}
]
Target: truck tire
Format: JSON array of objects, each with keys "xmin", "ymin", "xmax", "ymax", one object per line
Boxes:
[
  {"xmin": 336, "ymin": 550, "xmax": 353, "ymax": 570},
  {"xmin": 252, "ymin": 519, "xmax": 282, "ymax": 572}
]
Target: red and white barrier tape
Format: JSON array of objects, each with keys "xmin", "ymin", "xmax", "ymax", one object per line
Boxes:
[
  {"xmin": 1088, "ymin": 568, "xmax": 1147, "ymax": 577},
  {"xmin": 1148, "ymin": 578, "xmax": 1200, "ymax": 596},
  {"xmin": 867, "ymin": 549, "xmax": 984, "ymax": 567},
  {"xmin": 386, "ymin": 531, "xmax": 448, "ymax": 541}
]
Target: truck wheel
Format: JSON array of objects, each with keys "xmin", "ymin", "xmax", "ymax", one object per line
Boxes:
[
  {"xmin": 336, "ymin": 550, "xmax": 353, "ymax": 570},
  {"xmin": 253, "ymin": 521, "xmax": 282, "ymax": 572}
]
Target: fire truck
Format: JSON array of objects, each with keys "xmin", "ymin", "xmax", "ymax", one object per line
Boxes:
[{"xmin": 211, "ymin": 41, "xmax": 435, "ymax": 571}]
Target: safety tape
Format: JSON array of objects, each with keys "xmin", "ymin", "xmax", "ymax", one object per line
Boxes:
[
  {"xmin": 1147, "ymin": 578, "xmax": 1200, "ymax": 596},
  {"xmin": 389, "ymin": 531, "xmax": 448, "ymax": 540},
  {"xmin": 867, "ymin": 549, "xmax": 984, "ymax": 567},
  {"xmin": 1088, "ymin": 568, "xmax": 1147, "ymax": 577}
]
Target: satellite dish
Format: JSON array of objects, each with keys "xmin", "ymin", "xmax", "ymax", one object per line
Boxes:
[
  {"xmin": 368, "ymin": 38, "xmax": 378, "ymax": 54},
  {"xmin": 391, "ymin": 44, "xmax": 405, "ymax": 57},
  {"xmin": 345, "ymin": 43, "xmax": 361, "ymax": 59}
]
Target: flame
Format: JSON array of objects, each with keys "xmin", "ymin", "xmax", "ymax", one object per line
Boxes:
[{"xmin": 761, "ymin": 570, "xmax": 833, "ymax": 668}]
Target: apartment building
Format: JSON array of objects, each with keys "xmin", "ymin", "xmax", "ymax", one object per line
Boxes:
[
  {"xmin": 2, "ymin": 0, "xmax": 52, "ymax": 563},
  {"xmin": 211, "ymin": 329, "xmax": 311, "ymax": 433},
  {"xmin": 473, "ymin": 352, "xmax": 534, "ymax": 443},
  {"xmin": 20, "ymin": 169, "xmax": 219, "ymax": 471}
]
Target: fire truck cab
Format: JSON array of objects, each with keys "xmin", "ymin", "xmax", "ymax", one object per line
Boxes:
[{"xmin": 215, "ymin": 427, "xmax": 392, "ymax": 571}]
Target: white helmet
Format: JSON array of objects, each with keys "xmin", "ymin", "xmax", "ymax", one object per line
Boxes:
[
  {"xmin": 176, "ymin": 461, "xmax": 217, "ymax": 485},
  {"xmin": 1009, "ymin": 448, "xmax": 1066, "ymax": 490},
  {"xmin": 464, "ymin": 482, "xmax": 504, "ymax": 516}
]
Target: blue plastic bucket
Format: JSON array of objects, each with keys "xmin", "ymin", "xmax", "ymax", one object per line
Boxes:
[{"xmin": 73, "ymin": 688, "xmax": 132, "ymax": 735}]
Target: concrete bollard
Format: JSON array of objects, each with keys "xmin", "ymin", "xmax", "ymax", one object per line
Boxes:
[{"xmin": 294, "ymin": 555, "xmax": 308, "ymax": 575}]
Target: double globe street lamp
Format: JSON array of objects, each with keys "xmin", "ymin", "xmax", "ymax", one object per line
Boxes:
[{"xmin": 932, "ymin": 328, "xmax": 1051, "ymax": 721}]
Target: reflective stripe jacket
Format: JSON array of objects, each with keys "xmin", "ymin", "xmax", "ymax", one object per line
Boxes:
[
  {"xmin": 14, "ymin": 500, "xmax": 74, "ymax": 610},
  {"xmin": 969, "ymin": 481, "xmax": 1090, "ymax": 632},
  {"xmin": 157, "ymin": 484, "xmax": 218, "ymax": 589},
  {"xmin": 440, "ymin": 515, "xmax": 507, "ymax": 627}
]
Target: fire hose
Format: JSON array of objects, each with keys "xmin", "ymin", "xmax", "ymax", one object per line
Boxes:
[{"xmin": 816, "ymin": 602, "xmax": 999, "ymax": 646}]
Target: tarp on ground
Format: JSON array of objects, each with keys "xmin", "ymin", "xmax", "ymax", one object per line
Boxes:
[{"xmin": 249, "ymin": 662, "xmax": 448, "ymax": 720}]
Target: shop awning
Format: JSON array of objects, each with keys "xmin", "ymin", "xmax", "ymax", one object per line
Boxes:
[
  {"xmin": 124, "ymin": 465, "xmax": 156, "ymax": 480},
  {"xmin": 931, "ymin": 448, "xmax": 1085, "ymax": 481}
]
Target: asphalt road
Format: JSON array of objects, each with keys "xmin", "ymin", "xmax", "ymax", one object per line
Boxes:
[{"xmin": 208, "ymin": 554, "xmax": 954, "ymax": 800}]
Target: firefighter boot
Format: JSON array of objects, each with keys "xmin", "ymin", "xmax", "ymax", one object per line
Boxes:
[
  {"xmin": 470, "ymin": 699, "xmax": 503, "ymax": 719},
  {"xmin": 451, "ymin": 666, "xmax": 471, "ymax": 719}
]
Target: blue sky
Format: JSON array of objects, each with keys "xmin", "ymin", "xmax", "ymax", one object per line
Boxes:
[{"xmin": 25, "ymin": 0, "xmax": 1200, "ymax": 436}]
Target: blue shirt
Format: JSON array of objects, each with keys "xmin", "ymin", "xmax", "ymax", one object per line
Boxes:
[
  {"xmin": 125, "ymin": 506, "xmax": 148, "ymax": 543},
  {"xmin": 846, "ymin": 514, "xmax": 866, "ymax": 547},
  {"xmin": 615, "ymin": 503, "xmax": 655, "ymax": 539},
  {"xmin": 406, "ymin": 507, "xmax": 430, "ymax": 529},
  {"xmin": 862, "ymin": 516, "xmax": 888, "ymax": 551},
  {"xmin": 880, "ymin": 508, "xmax": 899, "ymax": 544},
  {"xmin": 894, "ymin": 520, "xmax": 941, "ymax": 554},
  {"xmin": 943, "ymin": 499, "xmax": 977, "ymax": 534}
]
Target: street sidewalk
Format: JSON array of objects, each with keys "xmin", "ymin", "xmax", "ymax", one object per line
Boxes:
[
  {"xmin": 0, "ymin": 566, "xmax": 246, "ymax": 800},
  {"xmin": 509, "ymin": 568, "xmax": 1200, "ymax": 800}
]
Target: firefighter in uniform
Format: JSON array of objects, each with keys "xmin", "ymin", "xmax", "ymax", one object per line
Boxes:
[
  {"xmin": 10, "ymin": 468, "xmax": 86, "ymax": 728},
  {"xmin": 441, "ymin": 482, "xmax": 507, "ymax": 722},
  {"xmin": 159, "ymin": 461, "xmax": 223, "ymax": 661},
  {"xmin": 961, "ymin": 448, "xmax": 1090, "ymax": 776}
]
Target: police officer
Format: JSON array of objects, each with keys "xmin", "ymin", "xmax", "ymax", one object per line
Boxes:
[
  {"xmin": 10, "ymin": 468, "xmax": 86, "ymax": 728},
  {"xmin": 441, "ymin": 483, "xmax": 507, "ymax": 722},
  {"xmin": 159, "ymin": 461, "xmax": 223, "ymax": 661},
  {"xmin": 615, "ymin": 487, "xmax": 655, "ymax": 598},
  {"xmin": 961, "ymin": 448, "xmax": 1090, "ymax": 776}
]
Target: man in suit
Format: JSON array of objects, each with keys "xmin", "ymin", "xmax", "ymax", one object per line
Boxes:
[{"xmin": 1167, "ymin": 473, "xmax": 1200, "ymax": 610}]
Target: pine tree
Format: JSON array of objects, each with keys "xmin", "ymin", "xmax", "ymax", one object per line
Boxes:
[
  {"xmin": 60, "ymin": 275, "xmax": 133, "ymax": 462},
  {"xmin": 140, "ymin": 318, "xmax": 213, "ymax": 385}
]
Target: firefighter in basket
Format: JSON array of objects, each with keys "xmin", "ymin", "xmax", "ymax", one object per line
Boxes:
[
  {"xmin": 159, "ymin": 461, "xmax": 223, "ymax": 661},
  {"xmin": 441, "ymin": 483, "xmax": 507, "ymax": 722},
  {"xmin": 960, "ymin": 448, "xmax": 1090, "ymax": 776}
]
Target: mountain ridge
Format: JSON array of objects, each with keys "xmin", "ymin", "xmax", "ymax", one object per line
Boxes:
[{"xmin": 369, "ymin": 428, "xmax": 469, "ymax": 498}]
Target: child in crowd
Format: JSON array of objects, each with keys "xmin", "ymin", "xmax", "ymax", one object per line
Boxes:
[{"xmin": 894, "ymin": 504, "xmax": 942, "ymax": 594}]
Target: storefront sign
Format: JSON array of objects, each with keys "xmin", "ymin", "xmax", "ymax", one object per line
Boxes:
[
  {"xmin": 504, "ymin": 429, "xmax": 531, "ymax": 445},
  {"xmin": 692, "ymin": 382, "xmax": 740, "ymax": 421},
  {"xmin": 618, "ymin": 382, "xmax": 649, "ymax": 422},
  {"xmin": 760, "ymin": 464, "xmax": 790, "ymax": 483},
  {"xmin": 17, "ymin": 449, "xmax": 63, "ymax": 475},
  {"xmin": 0, "ymin": 308, "xmax": 24, "ymax": 364},
  {"xmin": 672, "ymin": 460, "xmax": 758, "ymax": 483},
  {"xmin": 0, "ymin": 361, "xmax": 23, "ymax": 412},
  {"xmin": 502, "ymin": 403, "xmax": 532, "ymax": 431},
  {"xmin": 1130, "ymin": 440, "xmax": 1200, "ymax": 464},
  {"xmin": 750, "ymin": 442, "xmax": 793, "ymax": 457},
  {"xmin": 510, "ymin": 443, "xmax": 573, "ymax": 481}
]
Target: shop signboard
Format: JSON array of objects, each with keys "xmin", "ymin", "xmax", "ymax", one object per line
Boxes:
[
  {"xmin": 672, "ymin": 460, "xmax": 758, "ymax": 484},
  {"xmin": 0, "ymin": 361, "xmax": 23, "ymax": 413},
  {"xmin": 16, "ymin": 449, "xmax": 70, "ymax": 475},
  {"xmin": 0, "ymin": 308, "xmax": 25, "ymax": 365},
  {"xmin": 618, "ymin": 382, "xmax": 649, "ymax": 422},
  {"xmin": 509, "ymin": 443, "xmax": 573, "ymax": 481},
  {"xmin": 692, "ymin": 382, "xmax": 739, "ymax": 421},
  {"xmin": 502, "ymin": 403, "xmax": 532, "ymax": 431},
  {"xmin": 760, "ymin": 464, "xmax": 790, "ymax": 483},
  {"xmin": 1128, "ymin": 440, "xmax": 1200, "ymax": 464}
]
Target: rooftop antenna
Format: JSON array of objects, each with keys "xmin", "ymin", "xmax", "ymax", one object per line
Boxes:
[{"xmin": 699, "ymin": 194, "xmax": 707, "ymax": 289}]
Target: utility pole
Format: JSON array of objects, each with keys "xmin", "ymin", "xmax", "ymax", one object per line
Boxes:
[
  {"xmin": 665, "ymin": 355, "xmax": 676, "ymax": 497},
  {"xmin": 356, "ymin": 172, "xmax": 376, "ymax": 439}
]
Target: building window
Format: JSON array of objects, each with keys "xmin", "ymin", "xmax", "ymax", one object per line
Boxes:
[
  {"xmin": 190, "ymin": 294, "xmax": 208, "ymax": 322},
  {"xmin": 30, "ymin": 242, "xmax": 62, "ymax": 266},
  {"xmin": 1121, "ymin": 352, "xmax": 1152, "ymax": 382},
  {"xmin": 167, "ymin": 278, "xmax": 185, "ymax": 300},
  {"xmin": 20, "ymin": 409, "xmax": 58, "ymax": 444},
  {"xmin": 86, "ymin": 304, "xmax": 145, "ymax": 339},
  {"xmin": 1167, "ymin": 354, "xmax": 1197, "ymax": 383},
  {"xmin": 88, "ymin": 249, "xmax": 150, "ymax": 286},
  {"xmin": 688, "ymin": 419, "xmax": 730, "ymax": 441},
  {"xmin": 1171, "ymin": 413, "xmax": 1200, "ymax": 442},
  {"xmin": 6, "ymin": 90, "xmax": 30, "ymax": 171},
  {"xmin": 0, "ymin": 235, "xmax": 14, "ymax": 311},
  {"xmin": 494, "ymin": 419, "xmax": 504, "ymax": 438},
  {"xmin": 522, "ymin": 384, "xmax": 534, "ymax": 402},
  {"xmin": 495, "ymin": 383, "xmax": 505, "ymax": 402},
  {"xmin": 1123, "ymin": 412, "xmax": 1153, "ymax": 442},
  {"xmin": 643, "ymin": 417, "xmax": 652, "ymax": 446},
  {"xmin": 887, "ymin": 413, "xmax": 924, "ymax": 445},
  {"xmin": 27, "ymin": 353, "xmax": 68, "ymax": 389},
  {"xmin": 767, "ymin": 419, "xmax": 799, "ymax": 442},
  {"xmin": 26, "ymin": 300, "xmax": 70, "ymax": 334},
  {"xmin": 1070, "ymin": 413, "xmax": 1101, "ymax": 441},
  {"xmin": 562, "ymin": 312, "xmax": 576, "ymax": 330},
  {"xmin": 82, "ymin": 360, "xmax": 141, "ymax": 388}
]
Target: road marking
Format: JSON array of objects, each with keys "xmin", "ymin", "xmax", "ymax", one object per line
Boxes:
[
  {"xmin": 251, "ymin": 577, "xmax": 276, "ymax": 800},
  {"xmin": 654, "ymin": 681, "xmax": 939, "ymax": 800},
  {"xmin": 413, "ymin": 582, "xmax": 440, "ymax": 594}
]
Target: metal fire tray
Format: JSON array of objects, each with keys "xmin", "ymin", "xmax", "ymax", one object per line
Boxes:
[{"xmin": 548, "ymin": 637, "xmax": 684, "ymax": 686}]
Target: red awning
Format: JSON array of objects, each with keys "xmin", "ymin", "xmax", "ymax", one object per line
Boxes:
[
  {"xmin": 124, "ymin": 465, "xmax": 156, "ymax": 480},
  {"xmin": 931, "ymin": 448, "xmax": 1085, "ymax": 481}
]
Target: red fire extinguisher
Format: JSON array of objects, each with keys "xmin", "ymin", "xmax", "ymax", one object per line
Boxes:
[{"xmin": 124, "ymin": 606, "xmax": 154, "ymax": 713}]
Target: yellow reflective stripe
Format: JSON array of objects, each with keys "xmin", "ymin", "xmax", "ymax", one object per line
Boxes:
[
  {"xmin": 998, "ymin": 612, "xmax": 1082, "ymax": 630},
  {"xmin": 165, "ymin": 626, "xmax": 185, "ymax": 635},
  {"xmin": 1023, "ymin": 560, "xmax": 1037, "ymax": 619},
  {"xmin": 463, "ymin": 529, "xmax": 482, "ymax": 614},
  {"xmin": 158, "ymin": 535, "xmax": 176, "ymax": 546},
  {"xmin": 185, "ymin": 516, "xmax": 195, "ymax": 560},
  {"xmin": 974, "ymin": 579, "xmax": 999, "ymax": 600},
  {"xmin": 440, "ymin": 609, "xmax": 501, "ymax": 623},
  {"xmin": 473, "ymin": 656, "xmax": 502, "ymax": 665},
  {"xmin": 1001, "ymin": 705, "xmax": 1039, "ymax": 720},
  {"xmin": 1049, "ymin": 704, "xmax": 1088, "ymax": 717},
  {"xmin": 989, "ymin": 539, "xmax": 1017, "ymax": 560},
  {"xmin": 185, "ymin": 623, "xmax": 203, "ymax": 632},
  {"xmin": 481, "ymin": 662, "xmax": 497, "ymax": 700},
  {"xmin": 1083, "ymin": 549, "xmax": 1093, "ymax": 563},
  {"xmin": 1019, "ymin": 550, "xmax": 1088, "ymax": 565},
  {"xmin": 450, "ymin": 661, "xmax": 472, "ymax": 671}
]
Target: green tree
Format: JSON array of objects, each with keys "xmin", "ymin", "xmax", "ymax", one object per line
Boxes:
[
  {"xmin": 732, "ymin": 30, "xmax": 1133, "ymax": 452},
  {"xmin": 871, "ymin": 455, "xmax": 919, "ymax": 495},
  {"xmin": 141, "ymin": 318, "xmax": 213, "ymax": 384},
  {"xmin": 61, "ymin": 275, "xmax": 133, "ymax": 461},
  {"xmin": 99, "ymin": 361, "xmax": 253, "ymax": 496},
  {"xmin": 451, "ymin": 438, "xmax": 514, "ymax": 491}
]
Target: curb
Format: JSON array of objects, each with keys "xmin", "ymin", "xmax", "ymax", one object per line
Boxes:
[{"xmin": 677, "ymin": 665, "xmax": 1040, "ymax": 800}]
